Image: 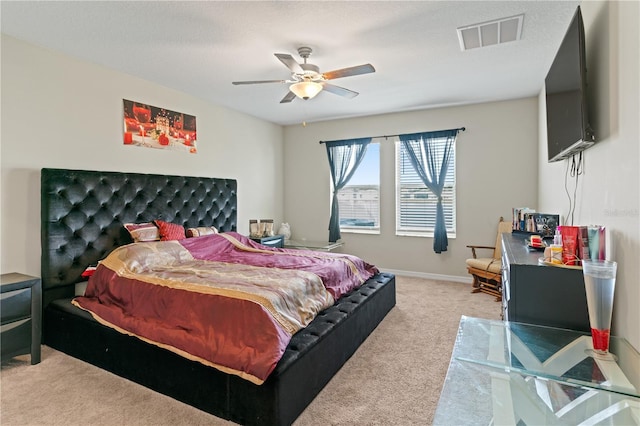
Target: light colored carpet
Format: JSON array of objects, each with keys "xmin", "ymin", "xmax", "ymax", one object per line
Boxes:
[{"xmin": 0, "ymin": 276, "xmax": 500, "ymax": 425}]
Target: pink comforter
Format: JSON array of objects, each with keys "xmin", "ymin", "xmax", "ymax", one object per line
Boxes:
[
  {"xmin": 73, "ymin": 232, "xmax": 377, "ymax": 384},
  {"xmin": 182, "ymin": 232, "xmax": 378, "ymax": 299}
]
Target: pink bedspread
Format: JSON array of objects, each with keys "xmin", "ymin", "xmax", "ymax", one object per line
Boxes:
[
  {"xmin": 182, "ymin": 232, "xmax": 378, "ymax": 299},
  {"xmin": 73, "ymin": 232, "xmax": 377, "ymax": 384}
]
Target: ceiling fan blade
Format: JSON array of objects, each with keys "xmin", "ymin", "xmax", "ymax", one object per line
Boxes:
[
  {"xmin": 280, "ymin": 91, "xmax": 297, "ymax": 104},
  {"xmin": 274, "ymin": 53, "xmax": 304, "ymax": 73},
  {"xmin": 321, "ymin": 83, "xmax": 359, "ymax": 99},
  {"xmin": 232, "ymin": 80, "xmax": 287, "ymax": 85},
  {"xmin": 323, "ymin": 64, "xmax": 375, "ymax": 80}
]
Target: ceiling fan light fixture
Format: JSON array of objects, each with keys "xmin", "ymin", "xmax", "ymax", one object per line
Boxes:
[{"xmin": 290, "ymin": 81, "xmax": 323, "ymax": 100}]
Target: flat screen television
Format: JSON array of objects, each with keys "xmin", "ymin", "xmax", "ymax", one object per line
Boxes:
[{"xmin": 545, "ymin": 6, "xmax": 595, "ymax": 163}]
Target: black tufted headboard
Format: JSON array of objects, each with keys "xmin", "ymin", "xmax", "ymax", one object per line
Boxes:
[{"xmin": 40, "ymin": 168, "xmax": 237, "ymax": 307}]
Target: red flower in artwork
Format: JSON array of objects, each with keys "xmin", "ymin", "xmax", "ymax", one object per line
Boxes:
[{"xmin": 158, "ymin": 134, "xmax": 169, "ymax": 146}]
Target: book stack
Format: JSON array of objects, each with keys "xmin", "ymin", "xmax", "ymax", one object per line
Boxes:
[{"xmin": 512, "ymin": 208, "xmax": 560, "ymax": 238}]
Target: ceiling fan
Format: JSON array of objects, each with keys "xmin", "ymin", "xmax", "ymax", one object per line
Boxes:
[{"xmin": 232, "ymin": 47, "xmax": 375, "ymax": 103}]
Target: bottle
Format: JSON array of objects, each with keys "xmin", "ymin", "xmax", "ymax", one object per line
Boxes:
[{"xmin": 550, "ymin": 229, "xmax": 563, "ymax": 264}]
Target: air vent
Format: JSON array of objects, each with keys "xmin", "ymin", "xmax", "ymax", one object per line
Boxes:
[{"xmin": 457, "ymin": 14, "xmax": 524, "ymax": 51}]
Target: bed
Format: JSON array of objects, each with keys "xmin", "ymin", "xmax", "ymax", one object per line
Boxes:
[{"xmin": 40, "ymin": 168, "xmax": 396, "ymax": 425}]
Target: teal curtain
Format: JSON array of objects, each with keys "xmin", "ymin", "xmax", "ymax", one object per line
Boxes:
[
  {"xmin": 399, "ymin": 129, "xmax": 459, "ymax": 253},
  {"xmin": 325, "ymin": 138, "xmax": 372, "ymax": 242}
]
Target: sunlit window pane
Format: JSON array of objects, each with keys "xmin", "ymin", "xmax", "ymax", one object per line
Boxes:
[{"xmin": 338, "ymin": 143, "xmax": 380, "ymax": 230}]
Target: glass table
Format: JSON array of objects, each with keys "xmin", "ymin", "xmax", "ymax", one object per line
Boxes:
[
  {"xmin": 434, "ymin": 316, "xmax": 640, "ymax": 425},
  {"xmin": 284, "ymin": 239, "xmax": 344, "ymax": 252}
]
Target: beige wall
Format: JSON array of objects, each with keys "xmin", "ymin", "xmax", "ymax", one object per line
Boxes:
[
  {"xmin": 538, "ymin": 1, "xmax": 639, "ymax": 349},
  {"xmin": 283, "ymin": 98, "xmax": 539, "ymax": 279},
  {"xmin": 0, "ymin": 35, "xmax": 284, "ymax": 277}
]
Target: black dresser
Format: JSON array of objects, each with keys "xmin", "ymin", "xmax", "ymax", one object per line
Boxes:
[
  {"xmin": 1, "ymin": 273, "xmax": 42, "ymax": 364},
  {"xmin": 501, "ymin": 233, "xmax": 590, "ymax": 332}
]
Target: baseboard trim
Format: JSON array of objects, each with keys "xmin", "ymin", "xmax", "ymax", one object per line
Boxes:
[{"xmin": 379, "ymin": 268, "xmax": 472, "ymax": 284}]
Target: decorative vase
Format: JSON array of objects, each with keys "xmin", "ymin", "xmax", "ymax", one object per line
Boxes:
[
  {"xmin": 249, "ymin": 220, "xmax": 261, "ymax": 238},
  {"xmin": 261, "ymin": 219, "xmax": 274, "ymax": 237},
  {"xmin": 582, "ymin": 259, "xmax": 617, "ymax": 356}
]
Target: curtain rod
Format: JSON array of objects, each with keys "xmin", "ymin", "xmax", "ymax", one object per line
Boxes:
[{"xmin": 318, "ymin": 127, "xmax": 465, "ymax": 144}]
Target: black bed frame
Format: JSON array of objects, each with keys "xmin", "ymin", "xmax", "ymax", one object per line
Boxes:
[{"xmin": 40, "ymin": 168, "xmax": 396, "ymax": 425}]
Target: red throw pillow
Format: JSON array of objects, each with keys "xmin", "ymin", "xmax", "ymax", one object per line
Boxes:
[
  {"xmin": 81, "ymin": 266, "xmax": 97, "ymax": 278},
  {"xmin": 154, "ymin": 219, "xmax": 186, "ymax": 241}
]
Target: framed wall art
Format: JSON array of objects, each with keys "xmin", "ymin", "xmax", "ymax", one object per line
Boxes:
[{"xmin": 123, "ymin": 99, "xmax": 197, "ymax": 154}]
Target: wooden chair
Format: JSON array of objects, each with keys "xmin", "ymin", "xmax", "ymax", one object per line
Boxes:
[{"xmin": 466, "ymin": 217, "xmax": 512, "ymax": 301}]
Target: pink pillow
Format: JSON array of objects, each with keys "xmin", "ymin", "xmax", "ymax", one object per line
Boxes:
[
  {"xmin": 154, "ymin": 219, "xmax": 186, "ymax": 241},
  {"xmin": 124, "ymin": 222, "xmax": 160, "ymax": 242}
]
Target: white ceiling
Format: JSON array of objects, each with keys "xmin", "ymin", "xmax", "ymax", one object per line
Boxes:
[{"xmin": 1, "ymin": 1, "xmax": 580, "ymax": 126}]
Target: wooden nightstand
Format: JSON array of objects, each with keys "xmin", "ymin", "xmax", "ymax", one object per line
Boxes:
[
  {"xmin": 1, "ymin": 273, "xmax": 42, "ymax": 364},
  {"xmin": 250, "ymin": 234, "xmax": 285, "ymax": 248}
]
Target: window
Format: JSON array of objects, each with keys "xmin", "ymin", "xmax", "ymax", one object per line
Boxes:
[
  {"xmin": 337, "ymin": 142, "xmax": 380, "ymax": 232},
  {"xmin": 395, "ymin": 138, "xmax": 456, "ymax": 237}
]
